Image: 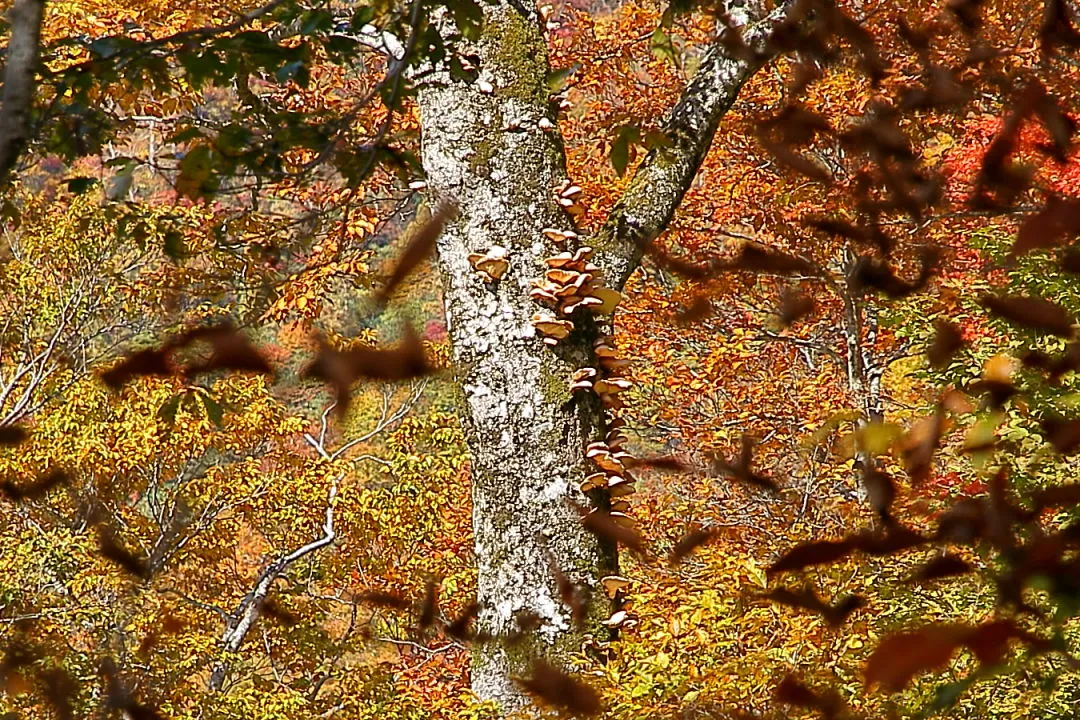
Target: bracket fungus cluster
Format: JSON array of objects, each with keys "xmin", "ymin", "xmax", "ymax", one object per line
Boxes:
[
  {"xmin": 586, "ymin": 338, "xmax": 639, "ymax": 631},
  {"xmin": 554, "ymin": 179, "xmax": 585, "ymax": 217},
  {"xmin": 527, "ymin": 246, "xmax": 623, "ymax": 343},
  {"xmin": 468, "ymin": 245, "xmax": 509, "ymax": 282}
]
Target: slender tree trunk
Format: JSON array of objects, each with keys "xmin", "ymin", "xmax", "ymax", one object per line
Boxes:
[{"xmin": 415, "ymin": 5, "xmax": 617, "ymax": 713}]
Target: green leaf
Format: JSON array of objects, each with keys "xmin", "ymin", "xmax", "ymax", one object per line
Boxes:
[
  {"xmin": 610, "ymin": 125, "xmax": 640, "ymax": 177},
  {"xmin": 158, "ymin": 394, "xmax": 182, "ymax": 426},
  {"xmin": 200, "ymin": 393, "xmax": 224, "ymax": 427},
  {"xmin": 66, "ymin": 177, "xmax": 98, "ymax": 194},
  {"xmin": 922, "ymin": 675, "xmax": 978, "ymax": 717},
  {"xmin": 651, "ymin": 27, "xmax": 678, "ymax": 65},
  {"xmin": 546, "ymin": 63, "xmax": 580, "ymax": 94}
]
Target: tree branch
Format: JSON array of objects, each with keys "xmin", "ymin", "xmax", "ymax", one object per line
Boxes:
[{"xmin": 595, "ymin": 0, "xmax": 794, "ymax": 289}]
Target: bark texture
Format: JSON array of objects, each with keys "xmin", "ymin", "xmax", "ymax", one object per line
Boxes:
[
  {"xmin": 0, "ymin": 0, "xmax": 45, "ymax": 186},
  {"xmin": 414, "ymin": 0, "xmax": 793, "ymax": 713},
  {"xmin": 415, "ymin": 4, "xmax": 616, "ymax": 713},
  {"xmin": 596, "ymin": 0, "xmax": 793, "ymax": 290}
]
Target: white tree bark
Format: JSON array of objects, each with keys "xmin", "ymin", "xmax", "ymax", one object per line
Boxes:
[
  {"xmin": 414, "ymin": 0, "xmax": 792, "ymax": 713},
  {"xmin": 415, "ymin": 5, "xmax": 616, "ymax": 713}
]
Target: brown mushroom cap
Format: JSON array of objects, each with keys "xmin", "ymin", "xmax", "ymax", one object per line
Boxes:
[{"xmin": 600, "ymin": 575, "xmax": 631, "ymax": 597}]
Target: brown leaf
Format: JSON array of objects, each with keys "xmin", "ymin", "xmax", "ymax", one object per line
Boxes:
[
  {"xmin": 1032, "ymin": 483, "xmax": 1080, "ymax": 512},
  {"xmin": 765, "ymin": 586, "xmax": 864, "ymax": 627},
  {"xmin": 724, "ymin": 244, "xmax": 815, "ymax": 276},
  {"xmin": 1012, "ymin": 196, "xmax": 1080, "ymax": 258},
  {"xmin": 864, "ymin": 625, "xmax": 966, "ymax": 692},
  {"xmin": 899, "ymin": 405, "xmax": 946, "ymax": 484},
  {"xmin": 0, "ymin": 425, "xmax": 27, "ymax": 446},
  {"xmin": 551, "ymin": 560, "xmax": 589, "ymax": 629},
  {"xmin": 99, "ymin": 347, "xmax": 174, "ymax": 389},
  {"xmin": 259, "ymin": 597, "xmax": 299, "ymax": 627},
  {"xmin": 767, "ymin": 539, "xmax": 857, "ymax": 576},
  {"xmin": 775, "ymin": 674, "xmax": 846, "ymax": 719},
  {"xmin": 861, "ymin": 466, "xmax": 895, "ymax": 523},
  {"xmin": 779, "ymin": 288, "xmax": 815, "ymax": 326},
  {"xmin": 1041, "ymin": 0, "xmax": 1080, "ymax": 55},
  {"xmin": 516, "ymin": 659, "xmax": 604, "ymax": 717},
  {"xmin": 303, "ymin": 325, "xmax": 431, "ymax": 416},
  {"xmin": 357, "ymin": 590, "xmax": 411, "ymax": 610},
  {"xmin": 1041, "ymin": 417, "xmax": 1080, "ymax": 454},
  {"xmin": 710, "ymin": 435, "xmax": 779, "ymax": 493},
  {"xmin": 446, "ymin": 601, "xmax": 480, "ymax": 641},
  {"xmin": 183, "ymin": 324, "xmax": 272, "ymax": 377},
  {"xmin": 40, "ymin": 667, "xmax": 77, "ymax": 720},
  {"xmin": 101, "ymin": 658, "xmax": 167, "ymax": 720},
  {"xmin": 581, "ymin": 509, "xmax": 647, "ymax": 555},
  {"xmin": 928, "ymin": 320, "xmax": 965, "ymax": 368},
  {"xmin": 669, "ymin": 528, "xmax": 719, "ymax": 565},
  {"xmin": 851, "ymin": 247, "xmax": 939, "ymax": 298},
  {"xmin": 417, "ymin": 579, "xmax": 439, "ymax": 632},
  {"xmin": 97, "ymin": 526, "xmax": 150, "ymax": 580},
  {"xmin": 374, "ymin": 199, "xmax": 458, "ymax": 306},
  {"xmin": 0, "ymin": 468, "xmax": 69, "ymax": 501}
]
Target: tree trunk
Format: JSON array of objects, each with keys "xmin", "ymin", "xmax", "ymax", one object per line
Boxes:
[
  {"xmin": 415, "ymin": 4, "xmax": 617, "ymax": 713},
  {"xmin": 414, "ymin": 0, "xmax": 791, "ymax": 712}
]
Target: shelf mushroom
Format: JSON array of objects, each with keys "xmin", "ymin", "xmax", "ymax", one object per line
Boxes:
[{"xmin": 467, "ymin": 245, "xmax": 510, "ymax": 281}]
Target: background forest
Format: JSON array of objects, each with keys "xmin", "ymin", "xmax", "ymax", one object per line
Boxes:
[{"xmin": 3, "ymin": 0, "xmax": 1080, "ymax": 718}]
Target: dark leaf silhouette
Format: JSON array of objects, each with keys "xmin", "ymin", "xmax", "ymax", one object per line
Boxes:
[
  {"xmin": 183, "ymin": 324, "xmax": 272, "ymax": 377},
  {"xmin": 516, "ymin": 659, "xmax": 604, "ymax": 716},
  {"xmin": 357, "ymin": 590, "xmax": 411, "ymax": 610},
  {"xmin": 97, "ymin": 525, "xmax": 150, "ymax": 579},
  {"xmin": 765, "ymin": 586, "xmax": 864, "ymax": 626},
  {"xmin": 669, "ymin": 527, "xmax": 720, "ymax": 565},
  {"xmin": 0, "ymin": 425, "xmax": 27, "ymax": 446},
  {"xmin": 0, "ymin": 468, "xmax": 69, "ymax": 501},
  {"xmin": 417, "ymin": 579, "xmax": 439, "ymax": 632},
  {"xmin": 710, "ymin": 435, "xmax": 779, "ymax": 493},
  {"xmin": 767, "ymin": 539, "xmax": 857, "ymax": 576},
  {"xmin": 446, "ymin": 601, "xmax": 480, "ymax": 641},
  {"xmin": 928, "ymin": 320, "xmax": 965, "ymax": 368},
  {"xmin": 100, "ymin": 347, "xmax": 174, "ymax": 389},
  {"xmin": 1041, "ymin": 417, "xmax": 1080, "ymax": 454},
  {"xmin": 775, "ymin": 674, "xmax": 846, "ymax": 719},
  {"xmin": 981, "ymin": 293, "xmax": 1076, "ymax": 337},
  {"xmin": 779, "ymin": 288, "xmax": 815, "ymax": 326},
  {"xmin": 864, "ymin": 625, "xmax": 967, "ymax": 692},
  {"xmin": 303, "ymin": 325, "xmax": 432, "ymax": 416},
  {"xmin": 374, "ymin": 199, "xmax": 458, "ymax": 306},
  {"xmin": 581, "ymin": 508, "xmax": 647, "ymax": 555},
  {"xmin": 851, "ymin": 247, "xmax": 939, "ymax": 298}
]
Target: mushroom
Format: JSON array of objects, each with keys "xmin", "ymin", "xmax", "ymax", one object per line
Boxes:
[
  {"xmin": 563, "ymin": 296, "xmax": 603, "ymax": 314},
  {"xmin": 559, "ymin": 184, "xmax": 583, "ymax": 199},
  {"xmin": 579, "ymin": 472, "xmax": 607, "ymax": 492},
  {"xmin": 570, "ymin": 367, "xmax": 597, "ymax": 392},
  {"xmin": 609, "ymin": 511, "xmax": 635, "ymax": 528},
  {"xmin": 467, "ymin": 245, "xmax": 510, "ymax": 281},
  {"xmin": 541, "ymin": 227, "xmax": 578, "ymax": 245},
  {"xmin": 610, "ymin": 500, "xmax": 631, "ymax": 513},
  {"xmin": 594, "ymin": 378, "xmax": 633, "ymax": 395},
  {"xmin": 600, "ymin": 575, "xmax": 631, "ymax": 598},
  {"xmin": 608, "ymin": 477, "xmax": 636, "ymax": 498},
  {"xmin": 545, "ymin": 252, "xmax": 576, "ymax": 269},
  {"xmin": 587, "ymin": 286, "xmax": 622, "ymax": 315},
  {"xmin": 531, "ymin": 313, "xmax": 573, "ymax": 344}
]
